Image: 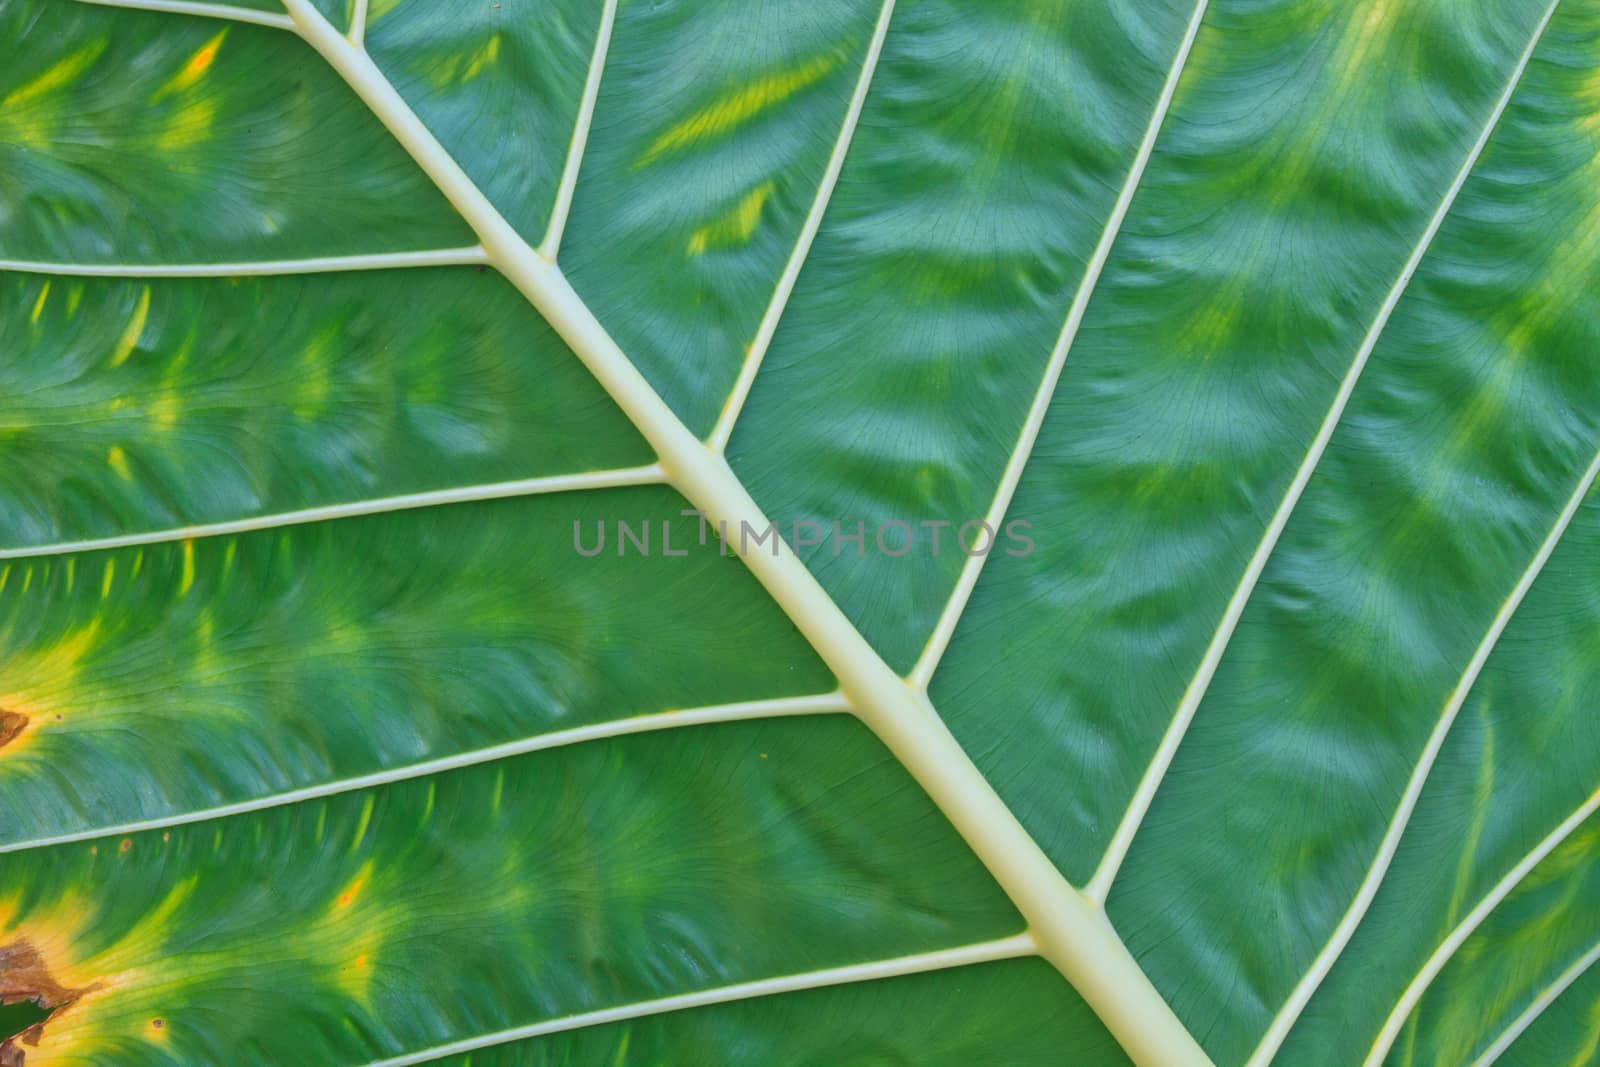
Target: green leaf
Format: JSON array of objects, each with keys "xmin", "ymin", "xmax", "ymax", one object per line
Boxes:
[{"xmin": 2, "ymin": 0, "xmax": 1597, "ymax": 1065}]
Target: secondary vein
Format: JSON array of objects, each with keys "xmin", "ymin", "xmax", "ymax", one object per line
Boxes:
[
  {"xmin": 705, "ymin": 0, "xmax": 898, "ymax": 453},
  {"xmin": 906, "ymin": 0, "xmax": 1211, "ymax": 691},
  {"xmin": 0, "ymin": 247, "xmax": 489, "ymax": 278},
  {"xmin": 0, "ymin": 465, "xmax": 666, "ymax": 560},
  {"xmin": 363, "ymin": 934, "xmax": 1038, "ymax": 1067}
]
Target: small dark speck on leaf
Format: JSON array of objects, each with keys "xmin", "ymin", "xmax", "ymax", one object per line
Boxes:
[{"xmin": 151, "ymin": 1019, "xmax": 164, "ymax": 1029}]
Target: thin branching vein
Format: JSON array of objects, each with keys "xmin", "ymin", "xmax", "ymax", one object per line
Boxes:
[
  {"xmin": 362, "ymin": 934, "xmax": 1038, "ymax": 1067},
  {"xmin": 538, "ymin": 0, "xmax": 617, "ymax": 259},
  {"xmin": 349, "ymin": 0, "xmax": 368, "ymax": 46},
  {"xmin": 0, "ymin": 465, "xmax": 666, "ymax": 560},
  {"xmin": 72, "ymin": 0, "xmax": 294, "ymax": 30},
  {"xmin": 0, "ymin": 691, "xmax": 850, "ymax": 855},
  {"xmin": 706, "ymin": 0, "xmax": 897, "ymax": 453},
  {"xmin": 907, "ymin": 0, "xmax": 1210, "ymax": 691},
  {"xmin": 0, "ymin": 247, "xmax": 488, "ymax": 278}
]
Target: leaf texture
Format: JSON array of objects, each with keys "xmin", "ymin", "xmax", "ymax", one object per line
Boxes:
[{"xmin": 2, "ymin": 0, "xmax": 1599, "ymax": 1064}]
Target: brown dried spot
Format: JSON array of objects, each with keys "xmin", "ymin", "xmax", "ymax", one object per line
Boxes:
[
  {"xmin": 0, "ymin": 1023, "xmax": 42, "ymax": 1067},
  {"xmin": 0, "ymin": 941, "xmax": 87, "ymax": 1067},
  {"xmin": 0, "ymin": 943, "xmax": 77, "ymax": 1009},
  {"xmin": 0, "ymin": 712, "xmax": 25, "ymax": 752}
]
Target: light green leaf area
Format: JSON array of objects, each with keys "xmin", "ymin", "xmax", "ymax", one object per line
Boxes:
[{"xmin": 3, "ymin": 0, "xmax": 1599, "ymax": 1065}]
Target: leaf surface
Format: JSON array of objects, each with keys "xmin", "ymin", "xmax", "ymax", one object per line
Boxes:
[{"xmin": 3, "ymin": 0, "xmax": 1599, "ymax": 1064}]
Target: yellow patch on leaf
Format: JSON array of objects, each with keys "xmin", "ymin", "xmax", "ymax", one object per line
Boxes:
[
  {"xmin": 688, "ymin": 180, "xmax": 778, "ymax": 256},
  {"xmin": 292, "ymin": 327, "xmax": 337, "ymax": 419},
  {"xmin": 1332, "ymin": 0, "xmax": 1398, "ymax": 91},
  {"xmin": 639, "ymin": 50, "xmax": 845, "ymax": 166},
  {"xmin": 334, "ymin": 861, "xmax": 373, "ymax": 911},
  {"xmin": 1583, "ymin": 80, "xmax": 1600, "ymax": 135},
  {"xmin": 178, "ymin": 540, "xmax": 196, "ymax": 598},
  {"xmin": 3, "ymin": 40, "xmax": 108, "ymax": 108},
  {"xmin": 155, "ymin": 98, "xmax": 218, "ymax": 150},
  {"xmin": 145, "ymin": 392, "xmax": 182, "ymax": 431},
  {"xmin": 152, "ymin": 30, "xmax": 228, "ymax": 103},
  {"xmin": 430, "ymin": 34, "xmax": 502, "ymax": 89},
  {"xmin": 311, "ymin": 859, "xmax": 393, "ymax": 1003},
  {"xmin": 462, "ymin": 33, "xmax": 502, "ymax": 84},
  {"xmin": 0, "ymin": 620, "xmax": 103, "ymax": 759},
  {"xmin": 351, "ymin": 794, "xmax": 376, "ymax": 851},
  {"xmin": 108, "ymin": 288, "xmax": 151, "ymax": 369},
  {"xmin": 106, "ymin": 446, "xmax": 132, "ymax": 482}
]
